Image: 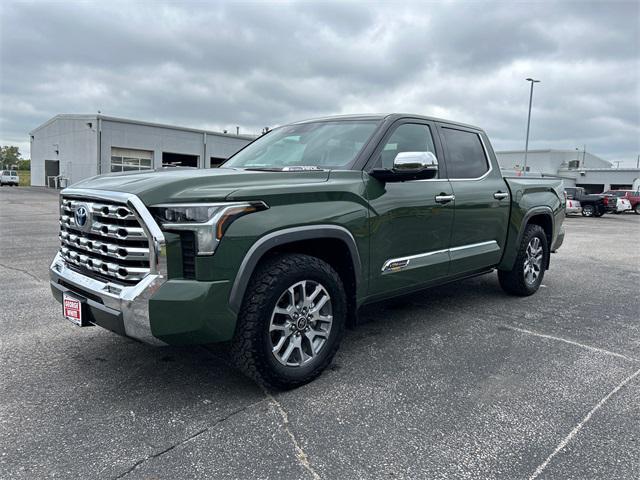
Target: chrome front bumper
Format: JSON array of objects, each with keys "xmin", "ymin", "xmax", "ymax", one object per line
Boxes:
[{"xmin": 49, "ymin": 188, "xmax": 168, "ymax": 346}]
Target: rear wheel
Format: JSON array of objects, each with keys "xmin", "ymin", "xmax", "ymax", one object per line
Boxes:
[
  {"xmin": 498, "ymin": 224, "xmax": 548, "ymax": 296},
  {"xmin": 581, "ymin": 204, "xmax": 594, "ymax": 216},
  {"xmin": 635, "ymin": 204, "xmax": 640, "ymax": 215},
  {"xmin": 231, "ymin": 253, "xmax": 346, "ymax": 389}
]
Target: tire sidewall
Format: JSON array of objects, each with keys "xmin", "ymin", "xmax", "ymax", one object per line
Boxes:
[{"xmin": 254, "ymin": 258, "xmax": 346, "ymax": 383}]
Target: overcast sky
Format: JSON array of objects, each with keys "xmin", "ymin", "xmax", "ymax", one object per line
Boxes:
[{"xmin": 1, "ymin": 0, "xmax": 639, "ymax": 165}]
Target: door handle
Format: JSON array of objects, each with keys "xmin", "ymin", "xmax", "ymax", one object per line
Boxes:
[
  {"xmin": 435, "ymin": 194, "xmax": 455, "ymax": 204},
  {"xmin": 493, "ymin": 191, "xmax": 509, "ymax": 200}
]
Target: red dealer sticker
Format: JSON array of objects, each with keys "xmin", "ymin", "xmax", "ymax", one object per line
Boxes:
[{"xmin": 63, "ymin": 293, "xmax": 82, "ymax": 326}]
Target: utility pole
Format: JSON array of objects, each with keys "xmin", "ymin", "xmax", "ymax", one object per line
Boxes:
[
  {"xmin": 636, "ymin": 154, "xmax": 639, "ymax": 169},
  {"xmin": 582, "ymin": 145, "xmax": 586, "ymax": 169},
  {"xmin": 523, "ymin": 78, "xmax": 540, "ymax": 174}
]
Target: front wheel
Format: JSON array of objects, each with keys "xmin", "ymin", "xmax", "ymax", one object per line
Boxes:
[
  {"xmin": 231, "ymin": 253, "xmax": 346, "ymax": 389},
  {"xmin": 498, "ymin": 224, "xmax": 549, "ymax": 296},
  {"xmin": 635, "ymin": 205, "xmax": 640, "ymax": 215}
]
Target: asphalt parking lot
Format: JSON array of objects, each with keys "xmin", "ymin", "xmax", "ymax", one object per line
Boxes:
[{"xmin": 1, "ymin": 186, "xmax": 639, "ymax": 480}]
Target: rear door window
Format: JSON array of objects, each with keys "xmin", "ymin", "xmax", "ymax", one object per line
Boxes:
[{"xmin": 441, "ymin": 127, "xmax": 489, "ymax": 179}]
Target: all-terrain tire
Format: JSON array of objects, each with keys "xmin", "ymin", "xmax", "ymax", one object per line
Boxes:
[
  {"xmin": 231, "ymin": 253, "xmax": 346, "ymax": 390},
  {"xmin": 498, "ymin": 224, "xmax": 549, "ymax": 296}
]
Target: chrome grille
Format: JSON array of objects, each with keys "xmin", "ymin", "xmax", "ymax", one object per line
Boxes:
[{"xmin": 59, "ymin": 196, "xmax": 151, "ymax": 285}]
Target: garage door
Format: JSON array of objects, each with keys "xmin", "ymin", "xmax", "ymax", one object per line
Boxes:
[{"xmin": 111, "ymin": 148, "xmax": 153, "ymax": 172}]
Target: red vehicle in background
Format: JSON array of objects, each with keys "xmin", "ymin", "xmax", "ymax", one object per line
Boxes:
[{"xmin": 603, "ymin": 190, "xmax": 640, "ymax": 214}]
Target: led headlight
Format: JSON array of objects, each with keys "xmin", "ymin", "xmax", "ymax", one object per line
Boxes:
[{"xmin": 150, "ymin": 202, "xmax": 268, "ymax": 255}]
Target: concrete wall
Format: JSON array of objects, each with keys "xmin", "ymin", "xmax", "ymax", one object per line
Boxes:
[
  {"xmin": 30, "ymin": 117, "xmax": 97, "ymax": 186},
  {"xmin": 100, "ymin": 119, "xmax": 205, "ymax": 172},
  {"xmin": 99, "ymin": 120, "xmax": 252, "ymax": 174},
  {"xmin": 558, "ymin": 168, "xmax": 640, "ymax": 193},
  {"xmin": 30, "ymin": 115, "xmax": 254, "ymax": 187}
]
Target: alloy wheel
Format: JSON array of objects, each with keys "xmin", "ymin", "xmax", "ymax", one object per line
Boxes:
[
  {"xmin": 523, "ymin": 237, "xmax": 543, "ymax": 285},
  {"xmin": 269, "ymin": 280, "xmax": 333, "ymax": 367}
]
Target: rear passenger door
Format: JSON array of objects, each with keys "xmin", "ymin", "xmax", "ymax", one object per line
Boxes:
[{"xmin": 438, "ymin": 125, "xmax": 510, "ymax": 276}]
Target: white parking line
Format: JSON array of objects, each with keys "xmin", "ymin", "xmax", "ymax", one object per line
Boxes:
[
  {"xmin": 501, "ymin": 325, "xmax": 639, "ymax": 363},
  {"xmin": 529, "ymin": 367, "xmax": 640, "ymax": 479}
]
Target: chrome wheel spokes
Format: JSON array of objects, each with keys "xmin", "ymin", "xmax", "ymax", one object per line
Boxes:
[
  {"xmin": 524, "ymin": 236, "xmax": 543, "ymax": 285},
  {"xmin": 269, "ymin": 280, "xmax": 333, "ymax": 367}
]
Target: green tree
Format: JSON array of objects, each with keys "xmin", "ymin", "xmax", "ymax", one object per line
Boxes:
[
  {"xmin": 0, "ymin": 146, "xmax": 22, "ymax": 169},
  {"xmin": 17, "ymin": 159, "xmax": 31, "ymax": 171}
]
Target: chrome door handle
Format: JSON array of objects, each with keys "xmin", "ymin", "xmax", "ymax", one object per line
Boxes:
[
  {"xmin": 435, "ymin": 194, "xmax": 455, "ymax": 204},
  {"xmin": 493, "ymin": 192, "xmax": 509, "ymax": 200}
]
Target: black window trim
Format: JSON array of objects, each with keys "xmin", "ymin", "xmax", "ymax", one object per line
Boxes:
[{"xmin": 437, "ymin": 123, "xmax": 493, "ymax": 181}]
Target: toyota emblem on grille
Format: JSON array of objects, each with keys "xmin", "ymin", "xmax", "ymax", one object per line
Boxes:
[{"xmin": 74, "ymin": 204, "xmax": 91, "ymax": 232}]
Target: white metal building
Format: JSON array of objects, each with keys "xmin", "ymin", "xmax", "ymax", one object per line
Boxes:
[
  {"xmin": 496, "ymin": 149, "xmax": 640, "ymax": 193},
  {"xmin": 30, "ymin": 114, "xmax": 255, "ymax": 187}
]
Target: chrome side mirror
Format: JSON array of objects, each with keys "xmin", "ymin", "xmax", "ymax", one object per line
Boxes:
[{"xmin": 393, "ymin": 151, "xmax": 438, "ymax": 173}]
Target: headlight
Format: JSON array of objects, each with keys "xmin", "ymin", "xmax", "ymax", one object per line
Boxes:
[{"xmin": 149, "ymin": 202, "xmax": 268, "ymax": 255}]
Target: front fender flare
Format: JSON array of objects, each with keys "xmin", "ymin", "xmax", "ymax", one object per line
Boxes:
[{"xmin": 228, "ymin": 225, "xmax": 362, "ymax": 313}]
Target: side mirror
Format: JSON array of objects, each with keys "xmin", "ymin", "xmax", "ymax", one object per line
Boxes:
[{"xmin": 371, "ymin": 151, "xmax": 439, "ymax": 182}]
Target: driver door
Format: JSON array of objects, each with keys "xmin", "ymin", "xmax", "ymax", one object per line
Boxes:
[{"xmin": 365, "ymin": 120, "xmax": 455, "ymax": 298}]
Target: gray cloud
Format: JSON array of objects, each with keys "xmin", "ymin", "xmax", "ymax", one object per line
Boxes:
[{"xmin": 1, "ymin": 0, "xmax": 638, "ymax": 165}]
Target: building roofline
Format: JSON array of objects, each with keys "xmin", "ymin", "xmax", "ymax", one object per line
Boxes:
[
  {"xmin": 29, "ymin": 114, "xmax": 257, "ymax": 140},
  {"xmin": 496, "ymin": 148, "xmax": 598, "ymax": 154},
  {"xmin": 558, "ymin": 167, "xmax": 640, "ymax": 172}
]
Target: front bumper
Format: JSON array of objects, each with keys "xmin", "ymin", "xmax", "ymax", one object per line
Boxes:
[
  {"xmin": 50, "ymin": 252, "xmax": 167, "ymax": 345},
  {"xmin": 50, "ymin": 188, "xmax": 238, "ymax": 346}
]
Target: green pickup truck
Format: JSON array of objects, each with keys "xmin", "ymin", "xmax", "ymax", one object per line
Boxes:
[{"xmin": 50, "ymin": 114, "xmax": 565, "ymax": 388}]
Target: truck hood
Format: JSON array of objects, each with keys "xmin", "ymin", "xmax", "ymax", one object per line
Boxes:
[{"xmin": 68, "ymin": 167, "xmax": 331, "ymax": 205}]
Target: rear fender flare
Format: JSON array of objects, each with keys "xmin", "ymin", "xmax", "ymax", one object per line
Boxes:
[{"xmin": 500, "ymin": 206, "xmax": 554, "ymax": 272}]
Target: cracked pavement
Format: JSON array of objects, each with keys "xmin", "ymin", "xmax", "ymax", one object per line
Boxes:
[{"xmin": 1, "ymin": 187, "xmax": 639, "ymax": 479}]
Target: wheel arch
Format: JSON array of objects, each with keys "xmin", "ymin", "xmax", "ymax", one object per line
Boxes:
[
  {"xmin": 499, "ymin": 206, "xmax": 554, "ymax": 272},
  {"xmin": 519, "ymin": 208, "xmax": 553, "ymax": 270},
  {"xmin": 228, "ymin": 225, "xmax": 362, "ymax": 316}
]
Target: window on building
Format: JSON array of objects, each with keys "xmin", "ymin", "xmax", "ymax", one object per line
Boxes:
[
  {"xmin": 210, "ymin": 157, "xmax": 226, "ymax": 168},
  {"xmin": 162, "ymin": 152, "xmax": 199, "ymax": 168},
  {"xmin": 111, "ymin": 148, "xmax": 153, "ymax": 172},
  {"xmin": 441, "ymin": 128, "xmax": 489, "ymax": 179}
]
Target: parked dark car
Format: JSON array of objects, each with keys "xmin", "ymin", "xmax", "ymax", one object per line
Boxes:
[
  {"xmin": 564, "ymin": 187, "xmax": 607, "ymax": 217},
  {"xmin": 603, "ymin": 190, "xmax": 640, "ymax": 214}
]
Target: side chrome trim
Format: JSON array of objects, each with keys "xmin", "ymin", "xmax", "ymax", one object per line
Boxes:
[
  {"xmin": 381, "ymin": 248, "xmax": 449, "ymax": 274},
  {"xmin": 381, "ymin": 240, "xmax": 499, "ymax": 274},
  {"xmin": 51, "ymin": 188, "xmax": 167, "ymax": 345}
]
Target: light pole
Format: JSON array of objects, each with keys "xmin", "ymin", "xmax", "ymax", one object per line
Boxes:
[{"xmin": 523, "ymin": 78, "xmax": 540, "ymax": 174}]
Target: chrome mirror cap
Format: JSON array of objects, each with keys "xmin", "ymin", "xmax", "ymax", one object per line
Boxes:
[{"xmin": 393, "ymin": 151, "xmax": 438, "ymax": 173}]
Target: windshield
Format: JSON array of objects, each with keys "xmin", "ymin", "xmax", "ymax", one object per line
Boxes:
[{"xmin": 223, "ymin": 120, "xmax": 379, "ymax": 170}]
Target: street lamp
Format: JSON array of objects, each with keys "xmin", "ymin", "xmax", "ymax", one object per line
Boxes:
[{"xmin": 523, "ymin": 78, "xmax": 541, "ymax": 174}]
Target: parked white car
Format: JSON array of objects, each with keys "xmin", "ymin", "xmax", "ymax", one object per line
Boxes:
[
  {"xmin": 565, "ymin": 198, "xmax": 582, "ymax": 215},
  {"xmin": 0, "ymin": 170, "xmax": 19, "ymax": 186},
  {"xmin": 613, "ymin": 197, "xmax": 632, "ymax": 214}
]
